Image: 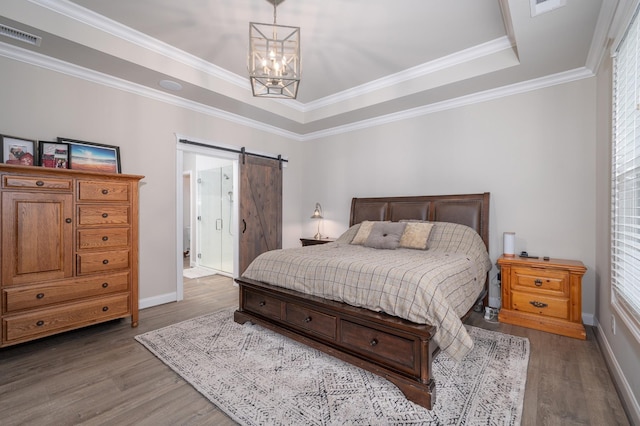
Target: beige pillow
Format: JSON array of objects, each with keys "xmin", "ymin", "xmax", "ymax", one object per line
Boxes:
[
  {"xmin": 351, "ymin": 221, "xmax": 376, "ymax": 245},
  {"xmin": 399, "ymin": 222, "xmax": 434, "ymax": 250}
]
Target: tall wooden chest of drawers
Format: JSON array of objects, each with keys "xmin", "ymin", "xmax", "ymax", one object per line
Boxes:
[
  {"xmin": 497, "ymin": 255, "xmax": 586, "ymax": 339},
  {"xmin": 0, "ymin": 164, "xmax": 143, "ymax": 347}
]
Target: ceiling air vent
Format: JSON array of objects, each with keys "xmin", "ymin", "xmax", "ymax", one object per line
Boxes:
[
  {"xmin": 530, "ymin": 0, "xmax": 566, "ymax": 17},
  {"xmin": 0, "ymin": 24, "xmax": 41, "ymax": 47}
]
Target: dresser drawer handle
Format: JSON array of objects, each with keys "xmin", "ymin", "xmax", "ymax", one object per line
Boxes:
[
  {"xmin": 36, "ymin": 320, "xmax": 44, "ymax": 326},
  {"xmin": 102, "ymin": 306, "xmax": 109, "ymax": 312},
  {"xmin": 304, "ymin": 316, "xmax": 312, "ymax": 323},
  {"xmin": 259, "ymin": 301, "xmax": 266, "ymax": 307},
  {"xmin": 102, "ymin": 236, "xmax": 109, "ymax": 241},
  {"xmin": 102, "ymin": 259, "xmax": 109, "ymax": 265},
  {"xmin": 36, "ymin": 180, "xmax": 44, "ymax": 186},
  {"xmin": 529, "ymin": 301, "xmax": 548, "ymax": 308},
  {"xmin": 36, "ymin": 293, "xmax": 45, "ymax": 299},
  {"xmin": 65, "ymin": 218, "xmax": 72, "ymax": 224},
  {"xmin": 102, "ymin": 213, "xmax": 109, "ymax": 218},
  {"xmin": 370, "ymin": 338, "xmax": 378, "ymax": 347},
  {"xmin": 102, "ymin": 189, "xmax": 109, "ymax": 195},
  {"xmin": 102, "ymin": 282, "xmax": 109, "ymax": 288},
  {"xmin": 534, "ymin": 279, "xmax": 543, "ymax": 286}
]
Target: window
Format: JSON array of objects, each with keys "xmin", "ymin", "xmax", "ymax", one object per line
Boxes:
[{"xmin": 612, "ymin": 6, "xmax": 640, "ymax": 341}]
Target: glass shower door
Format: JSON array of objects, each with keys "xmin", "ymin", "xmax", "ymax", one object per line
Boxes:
[{"xmin": 195, "ymin": 165, "xmax": 234, "ymax": 274}]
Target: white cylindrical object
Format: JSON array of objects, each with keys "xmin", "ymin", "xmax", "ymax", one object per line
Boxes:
[{"xmin": 503, "ymin": 232, "xmax": 515, "ymax": 257}]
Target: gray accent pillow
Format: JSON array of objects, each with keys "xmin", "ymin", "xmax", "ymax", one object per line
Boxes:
[{"xmin": 364, "ymin": 222, "xmax": 407, "ymax": 249}]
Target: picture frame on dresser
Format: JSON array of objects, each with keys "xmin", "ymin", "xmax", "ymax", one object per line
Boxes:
[
  {"xmin": 38, "ymin": 141, "xmax": 69, "ymax": 169},
  {"xmin": 1, "ymin": 134, "xmax": 36, "ymax": 166},
  {"xmin": 58, "ymin": 137, "xmax": 121, "ymax": 173}
]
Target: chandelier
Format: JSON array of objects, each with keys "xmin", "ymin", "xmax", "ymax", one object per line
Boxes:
[{"xmin": 248, "ymin": 0, "xmax": 300, "ymax": 99}]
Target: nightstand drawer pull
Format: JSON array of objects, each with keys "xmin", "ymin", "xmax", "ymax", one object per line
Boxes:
[
  {"xmin": 259, "ymin": 301, "xmax": 266, "ymax": 307},
  {"xmin": 534, "ymin": 279, "xmax": 543, "ymax": 286},
  {"xmin": 529, "ymin": 300, "xmax": 548, "ymax": 308},
  {"xmin": 370, "ymin": 338, "xmax": 378, "ymax": 347},
  {"xmin": 36, "ymin": 293, "xmax": 45, "ymax": 299},
  {"xmin": 304, "ymin": 316, "xmax": 312, "ymax": 323}
]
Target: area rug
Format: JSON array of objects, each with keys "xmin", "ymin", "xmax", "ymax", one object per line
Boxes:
[
  {"xmin": 136, "ymin": 308, "xmax": 529, "ymax": 425},
  {"xmin": 182, "ymin": 266, "xmax": 216, "ymax": 279}
]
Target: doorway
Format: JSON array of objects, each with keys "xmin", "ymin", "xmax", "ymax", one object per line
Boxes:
[{"xmin": 181, "ymin": 150, "xmax": 238, "ymax": 283}]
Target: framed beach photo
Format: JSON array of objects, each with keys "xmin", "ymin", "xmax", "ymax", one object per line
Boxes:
[
  {"xmin": 1, "ymin": 135, "xmax": 37, "ymax": 166},
  {"xmin": 58, "ymin": 137, "xmax": 121, "ymax": 173},
  {"xmin": 39, "ymin": 141, "xmax": 69, "ymax": 169}
]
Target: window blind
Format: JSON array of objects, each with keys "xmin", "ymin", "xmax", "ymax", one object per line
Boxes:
[{"xmin": 612, "ymin": 6, "xmax": 640, "ymax": 334}]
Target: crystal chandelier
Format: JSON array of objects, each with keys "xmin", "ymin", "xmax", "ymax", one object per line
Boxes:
[{"xmin": 248, "ymin": 0, "xmax": 300, "ymax": 99}]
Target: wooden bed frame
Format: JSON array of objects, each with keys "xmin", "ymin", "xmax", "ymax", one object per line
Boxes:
[{"xmin": 234, "ymin": 192, "xmax": 490, "ymax": 409}]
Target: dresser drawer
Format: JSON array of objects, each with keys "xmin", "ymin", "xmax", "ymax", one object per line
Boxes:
[
  {"xmin": 3, "ymin": 294, "xmax": 130, "ymax": 343},
  {"xmin": 340, "ymin": 320, "xmax": 416, "ymax": 374},
  {"xmin": 78, "ymin": 205, "xmax": 129, "ymax": 225},
  {"xmin": 3, "ymin": 272, "xmax": 130, "ymax": 312},
  {"xmin": 284, "ymin": 303, "xmax": 336, "ymax": 339},
  {"xmin": 78, "ymin": 180, "xmax": 129, "ymax": 201},
  {"xmin": 244, "ymin": 290, "xmax": 282, "ymax": 320},
  {"xmin": 511, "ymin": 291, "xmax": 569, "ymax": 320},
  {"xmin": 3, "ymin": 175, "xmax": 72, "ymax": 191},
  {"xmin": 78, "ymin": 228, "xmax": 130, "ymax": 249},
  {"xmin": 511, "ymin": 267, "xmax": 568, "ymax": 296},
  {"xmin": 77, "ymin": 250, "xmax": 130, "ymax": 275}
]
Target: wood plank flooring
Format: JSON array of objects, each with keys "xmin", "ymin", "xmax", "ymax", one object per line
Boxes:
[{"xmin": 0, "ymin": 274, "xmax": 630, "ymax": 425}]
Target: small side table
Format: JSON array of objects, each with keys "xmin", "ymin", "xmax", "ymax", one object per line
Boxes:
[
  {"xmin": 300, "ymin": 237, "xmax": 335, "ymax": 247},
  {"xmin": 497, "ymin": 254, "xmax": 586, "ymax": 339}
]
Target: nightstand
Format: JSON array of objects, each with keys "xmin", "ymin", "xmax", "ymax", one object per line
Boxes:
[
  {"xmin": 497, "ymin": 255, "xmax": 586, "ymax": 339},
  {"xmin": 300, "ymin": 237, "xmax": 335, "ymax": 246}
]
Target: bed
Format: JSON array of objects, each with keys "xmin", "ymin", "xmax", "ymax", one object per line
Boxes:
[{"xmin": 234, "ymin": 193, "xmax": 491, "ymax": 409}]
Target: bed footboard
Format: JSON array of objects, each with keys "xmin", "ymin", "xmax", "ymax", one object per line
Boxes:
[{"xmin": 234, "ymin": 276, "xmax": 439, "ymax": 409}]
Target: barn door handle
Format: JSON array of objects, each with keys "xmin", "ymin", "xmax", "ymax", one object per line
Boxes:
[{"xmin": 242, "ymin": 219, "xmax": 247, "ymax": 234}]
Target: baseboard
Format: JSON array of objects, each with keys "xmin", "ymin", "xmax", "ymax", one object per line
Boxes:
[
  {"xmin": 139, "ymin": 292, "xmax": 177, "ymax": 310},
  {"xmin": 582, "ymin": 312, "xmax": 595, "ymax": 326},
  {"xmin": 593, "ymin": 320, "xmax": 640, "ymax": 425}
]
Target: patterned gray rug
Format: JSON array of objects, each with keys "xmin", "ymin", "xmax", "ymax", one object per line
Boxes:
[{"xmin": 136, "ymin": 308, "xmax": 529, "ymax": 425}]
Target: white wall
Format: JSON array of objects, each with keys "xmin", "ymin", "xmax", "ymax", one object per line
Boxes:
[
  {"xmin": 301, "ymin": 79, "xmax": 597, "ymax": 316},
  {"xmin": 0, "ymin": 56, "xmax": 304, "ymax": 304}
]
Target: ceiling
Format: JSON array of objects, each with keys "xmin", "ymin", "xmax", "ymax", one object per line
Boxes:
[{"xmin": 0, "ymin": 0, "xmax": 611, "ymax": 139}]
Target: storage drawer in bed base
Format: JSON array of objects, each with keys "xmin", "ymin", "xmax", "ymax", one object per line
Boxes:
[{"xmin": 234, "ymin": 276, "xmax": 439, "ymax": 410}]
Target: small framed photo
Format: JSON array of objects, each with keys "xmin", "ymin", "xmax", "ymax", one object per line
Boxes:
[
  {"xmin": 39, "ymin": 141, "xmax": 70, "ymax": 169},
  {"xmin": 1, "ymin": 135, "xmax": 37, "ymax": 166},
  {"xmin": 58, "ymin": 137, "xmax": 121, "ymax": 173}
]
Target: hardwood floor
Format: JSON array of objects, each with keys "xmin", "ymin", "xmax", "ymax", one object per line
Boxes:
[{"xmin": 0, "ymin": 275, "xmax": 630, "ymax": 425}]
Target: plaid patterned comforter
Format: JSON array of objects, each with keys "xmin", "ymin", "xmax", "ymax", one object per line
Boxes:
[{"xmin": 242, "ymin": 222, "xmax": 492, "ymax": 362}]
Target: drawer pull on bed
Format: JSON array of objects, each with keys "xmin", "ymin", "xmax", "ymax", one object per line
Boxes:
[
  {"xmin": 259, "ymin": 301, "xmax": 266, "ymax": 307},
  {"xmin": 36, "ymin": 293, "xmax": 44, "ymax": 299},
  {"xmin": 36, "ymin": 320, "xmax": 44, "ymax": 326},
  {"xmin": 529, "ymin": 301, "xmax": 548, "ymax": 308},
  {"xmin": 102, "ymin": 189, "xmax": 109, "ymax": 195},
  {"xmin": 102, "ymin": 282, "xmax": 109, "ymax": 288},
  {"xmin": 102, "ymin": 306, "xmax": 109, "ymax": 312},
  {"xmin": 304, "ymin": 316, "xmax": 312, "ymax": 323},
  {"xmin": 36, "ymin": 180, "xmax": 44, "ymax": 186},
  {"xmin": 370, "ymin": 338, "xmax": 378, "ymax": 347}
]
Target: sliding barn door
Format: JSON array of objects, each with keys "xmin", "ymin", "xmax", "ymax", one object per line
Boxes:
[{"xmin": 239, "ymin": 155, "xmax": 282, "ymax": 275}]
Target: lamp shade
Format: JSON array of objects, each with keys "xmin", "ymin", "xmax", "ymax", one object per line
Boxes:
[
  {"xmin": 311, "ymin": 203, "xmax": 323, "ymax": 219},
  {"xmin": 503, "ymin": 232, "xmax": 515, "ymax": 257}
]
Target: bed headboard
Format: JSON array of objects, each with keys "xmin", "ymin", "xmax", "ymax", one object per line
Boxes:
[{"xmin": 349, "ymin": 192, "xmax": 490, "ymax": 250}]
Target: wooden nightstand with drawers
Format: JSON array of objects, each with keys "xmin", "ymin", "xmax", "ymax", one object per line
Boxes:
[{"xmin": 497, "ymin": 255, "xmax": 586, "ymax": 339}]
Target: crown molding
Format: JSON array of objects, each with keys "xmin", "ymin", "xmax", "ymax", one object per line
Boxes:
[
  {"xmin": 28, "ymin": 0, "xmax": 249, "ymax": 89},
  {"xmin": 301, "ymin": 67, "xmax": 595, "ymax": 141},
  {"xmin": 0, "ymin": 39, "xmax": 593, "ymax": 143},
  {"xmin": 0, "ymin": 41, "xmax": 302, "ymax": 141},
  {"xmin": 585, "ymin": 0, "xmax": 620, "ymax": 73},
  {"xmin": 301, "ymin": 36, "xmax": 515, "ymax": 112}
]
